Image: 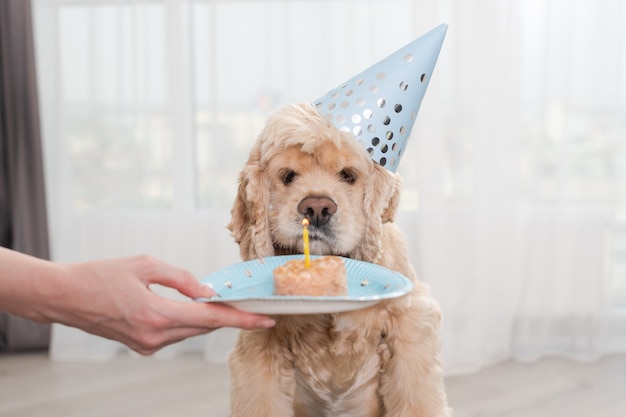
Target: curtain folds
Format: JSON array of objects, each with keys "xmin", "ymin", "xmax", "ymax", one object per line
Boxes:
[
  {"xmin": 31, "ymin": 0, "xmax": 626, "ymax": 375},
  {"xmin": 0, "ymin": 0, "xmax": 51, "ymax": 351}
]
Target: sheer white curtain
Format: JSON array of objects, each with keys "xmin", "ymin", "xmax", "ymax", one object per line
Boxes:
[{"xmin": 33, "ymin": 0, "xmax": 626, "ymax": 375}]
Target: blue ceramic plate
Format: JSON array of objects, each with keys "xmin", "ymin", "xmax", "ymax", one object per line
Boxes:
[{"xmin": 195, "ymin": 255, "xmax": 413, "ymax": 315}]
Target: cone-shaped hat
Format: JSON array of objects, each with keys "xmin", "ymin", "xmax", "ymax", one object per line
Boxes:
[{"xmin": 313, "ymin": 23, "xmax": 447, "ymax": 172}]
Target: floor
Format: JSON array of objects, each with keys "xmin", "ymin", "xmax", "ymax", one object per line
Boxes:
[{"xmin": 1, "ymin": 352, "xmax": 625, "ymax": 417}]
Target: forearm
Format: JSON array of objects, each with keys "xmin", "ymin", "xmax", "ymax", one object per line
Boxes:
[{"xmin": 0, "ymin": 247, "xmax": 67, "ymax": 323}]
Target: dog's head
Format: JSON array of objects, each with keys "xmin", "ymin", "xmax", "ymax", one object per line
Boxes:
[{"xmin": 228, "ymin": 103, "xmax": 401, "ymax": 263}]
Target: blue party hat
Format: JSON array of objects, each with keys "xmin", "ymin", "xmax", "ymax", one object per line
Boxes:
[{"xmin": 313, "ymin": 23, "xmax": 447, "ymax": 172}]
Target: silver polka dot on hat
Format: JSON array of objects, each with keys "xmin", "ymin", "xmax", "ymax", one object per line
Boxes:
[{"xmin": 313, "ymin": 23, "xmax": 447, "ymax": 173}]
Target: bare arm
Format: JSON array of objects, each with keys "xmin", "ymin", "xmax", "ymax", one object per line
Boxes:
[{"xmin": 0, "ymin": 247, "xmax": 274, "ymax": 354}]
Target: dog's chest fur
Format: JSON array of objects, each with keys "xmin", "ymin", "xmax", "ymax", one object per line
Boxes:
[{"xmin": 279, "ymin": 312, "xmax": 390, "ymax": 417}]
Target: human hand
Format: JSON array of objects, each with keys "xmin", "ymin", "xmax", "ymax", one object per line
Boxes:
[{"xmin": 50, "ymin": 255, "xmax": 275, "ymax": 355}]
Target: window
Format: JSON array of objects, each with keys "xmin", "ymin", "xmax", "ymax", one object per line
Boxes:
[{"xmin": 35, "ymin": 0, "xmax": 425, "ymax": 211}]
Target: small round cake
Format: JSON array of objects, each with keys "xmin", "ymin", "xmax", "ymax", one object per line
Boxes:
[{"xmin": 273, "ymin": 256, "xmax": 348, "ymax": 296}]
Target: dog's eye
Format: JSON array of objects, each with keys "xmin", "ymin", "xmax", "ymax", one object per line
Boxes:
[
  {"xmin": 339, "ymin": 168, "xmax": 357, "ymax": 185},
  {"xmin": 279, "ymin": 169, "xmax": 298, "ymax": 185}
]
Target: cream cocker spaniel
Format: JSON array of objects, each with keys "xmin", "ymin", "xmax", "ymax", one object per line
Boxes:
[{"xmin": 227, "ymin": 102, "xmax": 451, "ymax": 417}]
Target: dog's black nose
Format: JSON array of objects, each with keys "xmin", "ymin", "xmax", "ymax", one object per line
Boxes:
[{"xmin": 297, "ymin": 196, "xmax": 337, "ymax": 227}]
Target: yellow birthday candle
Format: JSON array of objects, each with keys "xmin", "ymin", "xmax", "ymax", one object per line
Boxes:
[{"xmin": 302, "ymin": 218, "xmax": 310, "ymax": 268}]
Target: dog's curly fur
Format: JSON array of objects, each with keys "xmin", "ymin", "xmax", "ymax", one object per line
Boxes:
[{"xmin": 227, "ymin": 103, "xmax": 451, "ymax": 417}]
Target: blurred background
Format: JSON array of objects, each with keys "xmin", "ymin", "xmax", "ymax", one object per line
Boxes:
[{"xmin": 2, "ymin": 0, "xmax": 626, "ymax": 377}]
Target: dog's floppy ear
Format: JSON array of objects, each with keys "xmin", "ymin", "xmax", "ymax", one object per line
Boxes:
[
  {"xmin": 228, "ymin": 145, "xmax": 275, "ymax": 260},
  {"xmin": 354, "ymin": 164, "xmax": 401, "ymax": 262},
  {"xmin": 366, "ymin": 163, "xmax": 401, "ymax": 223},
  {"xmin": 380, "ymin": 170, "xmax": 401, "ymax": 224}
]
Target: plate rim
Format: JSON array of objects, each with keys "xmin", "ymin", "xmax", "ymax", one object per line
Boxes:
[{"xmin": 196, "ymin": 255, "xmax": 414, "ymax": 304}]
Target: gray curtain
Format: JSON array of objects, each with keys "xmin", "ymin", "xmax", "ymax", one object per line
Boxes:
[{"xmin": 0, "ymin": 0, "xmax": 51, "ymax": 351}]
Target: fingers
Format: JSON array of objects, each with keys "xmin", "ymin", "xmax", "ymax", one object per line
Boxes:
[
  {"xmin": 159, "ymin": 298, "xmax": 276, "ymax": 331},
  {"xmin": 124, "ymin": 255, "xmax": 276, "ymax": 355},
  {"xmin": 199, "ymin": 303, "xmax": 276, "ymax": 330},
  {"xmin": 136, "ymin": 257, "xmax": 275, "ymax": 329},
  {"xmin": 126, "ymin": 302, "xmax": 276, "ymax": 355}
]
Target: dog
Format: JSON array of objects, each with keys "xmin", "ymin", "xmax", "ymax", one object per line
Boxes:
[{"xmin": 227, "ymin": 102, "xmax": 451, "ymax": 417}]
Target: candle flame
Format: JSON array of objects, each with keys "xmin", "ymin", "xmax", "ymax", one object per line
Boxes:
[{"xmin": 302, "ymin": 218, "xmax": 310, "ymax": 268}]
